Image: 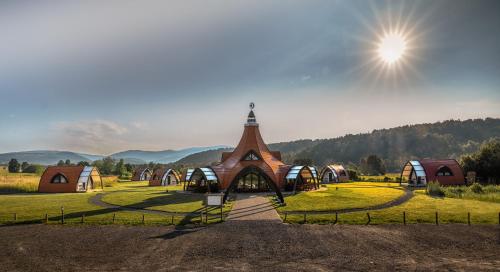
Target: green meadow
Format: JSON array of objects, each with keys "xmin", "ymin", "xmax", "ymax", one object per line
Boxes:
[{"xmin": 1, "ymin": 169, "xmax": 499, "ymax": 226}]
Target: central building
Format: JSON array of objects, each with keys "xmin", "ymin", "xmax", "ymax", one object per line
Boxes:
[{"xmin": 185, "ymin": 104, "xmax": 319, "ymax": 203}]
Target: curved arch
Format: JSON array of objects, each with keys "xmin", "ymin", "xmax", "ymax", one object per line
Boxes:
[
  {"xmin": 320, "ymin": 166, "xmax": 339, "ymax": 183},
  {"xmin": 284, "ymin": 165, "xmax": 319, "ymax": 193},
  {"xmin": 186, "ymin": 167, "xmax": 219, "ymax": 193},
  {"xmin": 140, "ymin": 168, "xmax": 152, "ymax": 181},
  {"xmin": 161, "ymin": 169, "xmax": 180, "ymax": 185},
  {"xmin": 223, "ymin": 166, "xmax": 284, "ymax": 204},
  {"xmin": 400, "ymin": 160, "xmax": 427, "ymax": 186}
]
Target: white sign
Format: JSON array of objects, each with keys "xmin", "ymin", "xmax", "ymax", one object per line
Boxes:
[{"xmin": 207, "ymin": 194, "xmax": 223, "ymax": 206}]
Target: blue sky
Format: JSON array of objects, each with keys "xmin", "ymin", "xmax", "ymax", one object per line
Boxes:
[{"xmin": 0, "ymin": 0, "xmax": 499, "ymax": 154}]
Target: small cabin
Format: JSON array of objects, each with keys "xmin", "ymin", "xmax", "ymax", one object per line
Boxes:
[
  {"xmin": 320, "ymin": 164, "xmax": 349, "ymax": 183},
  {"xmin": 400, "ymin": 159, "xmax": 465, "ymax": 186},
  {"xmin": 38, "ymin": 166, "xmax": 102, "ymax": 193},
  {"xmin": 131, "ymin": 167, "xmax": 152, "ymax": 181},
  {"xmin": 149, "ymin": 168, "xmax": 181, "ymax": 186},
  {"xmin": 283, "ymin": 165, "xmax": 319, "ymax": 192}
]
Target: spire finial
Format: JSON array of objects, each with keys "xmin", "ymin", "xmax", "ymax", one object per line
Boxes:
[{"xmin": 246, "ymin": 102, "xmax": 257, "ymax": 125}]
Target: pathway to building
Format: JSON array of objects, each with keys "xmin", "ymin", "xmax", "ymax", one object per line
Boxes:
[{"xmin": 225, "ymin": 194, "xmax": 282, "ymax": 223}]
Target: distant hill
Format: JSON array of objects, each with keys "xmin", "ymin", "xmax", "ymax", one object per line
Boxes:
[
  {"xmin": 0, "ymin": 146, "xmax": 229, "ymax": 166},
  {"xmin": 171, "ymin": 118, "xmax": 500, "ymax": 171},
  {"xmin": 0, "ymin": 151, "xmax": 92, "ymax": 165},
  {"xmin": 110, "ymin": 146, "xmax": 229, "ymax": 164},
  {"xmin": 174, "ymin": 148, "xmax": 234, "ymax": 167}
]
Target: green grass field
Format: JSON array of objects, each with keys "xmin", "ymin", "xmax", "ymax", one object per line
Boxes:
[
  {"xmin": 102, "ymin": 182, "xmax": 233, "ymax": 215},
  {"xmin": 1, "ymin": 173, "xmax": 499, "ymax": 226},
  {"xmin": 0, "ymin": 180, "xmax": 226, "ymax": 225},
  {"xmin": 278, "ymin": 182, "xmax": 405, "ymax": 212},
  {"xmin": 282, "ymin": 189, "xmax": 500, "ymax": 225}
]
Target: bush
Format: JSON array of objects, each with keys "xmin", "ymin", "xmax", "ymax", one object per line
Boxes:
[
  {"xmin": 427, "ymin": 181, "xmax": 445, "ymax": 197},
  {"xmin": 119, "ymin": 172, "xmax": 132, "ymax": 180},
  {"xmin": 469, "ymin": 183, "xmax": 484, "ymax": 194},
  {"xmin": 383, "ymin": 176, "xmax": 390, "ymax": 182},
  {"xmin": 347, "ymin": 169, "xmax": 359, "ymax": 181}
]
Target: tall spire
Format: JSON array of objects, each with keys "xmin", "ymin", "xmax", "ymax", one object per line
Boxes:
[{"xmin": 246, "ymin": 102, "xmax": 257, "ymax": 125}]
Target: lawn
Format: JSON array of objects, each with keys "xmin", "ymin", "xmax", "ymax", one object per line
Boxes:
[
  {"xmin": 102, "ymin": 182, "xmax": 233, "ymax": 215},
  {"xmin": 282, "ymin": 190, "xmax": 500, "ymax": 225},
  {"xmin": 0, "ymin": 180, "xmax": 226, "ymax": 225},
  {"xmin": 277, "ymin": 182, "xmax": 405, "ymax": 212}
]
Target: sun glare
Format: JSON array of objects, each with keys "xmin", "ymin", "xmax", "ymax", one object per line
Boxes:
[{"xmin": 377, "ymin": 33, "xmax": 407, "ymax": 64}]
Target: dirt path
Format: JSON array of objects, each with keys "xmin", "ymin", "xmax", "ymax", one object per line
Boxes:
[
  {"xmin": 226, "ymin": 194, "xmax": 281, "ymax": 222},
  {"xmin": 0, "ymin": 224, "xmax": 498, "ymax": 271}
]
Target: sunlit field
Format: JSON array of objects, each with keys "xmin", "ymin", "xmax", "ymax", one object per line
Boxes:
[
  {"xmin": 102, "ymin": 182, "xmax": 233, "ymax": 214},
  {"xmin": 0, "ymin": 179, "xmax": 229, "ymax": 225},
  {"xmin": 282, "ymin": 190, "xmax": 500, "ymax": 225},
  {"xmin": 0, "ymin": 168, "xmax": 40, "ymax": 193},
  {"xmin": 278, "ymin": 182, "xmax": 405, "ymax": 212}
]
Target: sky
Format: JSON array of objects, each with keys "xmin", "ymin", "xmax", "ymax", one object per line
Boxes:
[{"xmin": 0, "ymin": 0, "xmax": 499, "ymax": 155}]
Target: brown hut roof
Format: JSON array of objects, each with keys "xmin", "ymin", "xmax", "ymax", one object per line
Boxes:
[{"xmin": 38, "ymin": 166, "xmax": 102, "ymax": 193}]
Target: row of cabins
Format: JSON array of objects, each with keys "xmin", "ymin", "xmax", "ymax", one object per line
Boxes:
[
  {"xmin": 36, "ymin": 159, "xmax": 465, "ymax": 194},
  {"xmin": 36, "ymin": 104, "xmax": 465, "ymax": 196}
]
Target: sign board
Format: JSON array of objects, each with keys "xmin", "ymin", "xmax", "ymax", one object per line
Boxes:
[{"xmin": 206, "ymin": 193, "xmax": 223, "ymax": 206}]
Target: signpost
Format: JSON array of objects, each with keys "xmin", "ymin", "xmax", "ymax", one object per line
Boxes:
[{"xmin": 205, "ymin": 193, "xmax": 224, "ymax": 223}]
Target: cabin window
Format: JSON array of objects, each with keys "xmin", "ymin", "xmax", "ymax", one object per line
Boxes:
[
  {"xmin": 436, "ymin": 166, "xmax": 453, "ymax": 176},
  {"xmin": 51, "ymin": 174, "xmax": 68, "ymax": 184},
  {"xmin": 242, "ymin": 151, "xmax": 260, "ymax": 161}
]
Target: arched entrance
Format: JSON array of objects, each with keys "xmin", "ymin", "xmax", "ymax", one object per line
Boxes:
[
  {"xmin": 284, "ymin": 166, "xmax": 319, "ymax": 193},
  {"xmin": 224, "ymin": 166, "xmax": 284, "ymax": 203},
  {"xmin": 185, "ymin": 168, "xmax": 219, "ymax": 193}
]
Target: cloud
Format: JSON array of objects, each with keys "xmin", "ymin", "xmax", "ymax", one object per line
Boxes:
[{"xmin": 52, "ymin": 120, "xmax": 129, "ymax": 154}]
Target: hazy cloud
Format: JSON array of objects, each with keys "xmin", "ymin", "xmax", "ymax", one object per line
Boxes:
[{"xmin": 53, "ymin": 120, "xmax": 129, "ymax": 154}]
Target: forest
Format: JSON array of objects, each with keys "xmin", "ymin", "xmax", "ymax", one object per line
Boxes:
[{"xmin": 174, "ymin": 118, "xmax": 500, "ymax": 172}]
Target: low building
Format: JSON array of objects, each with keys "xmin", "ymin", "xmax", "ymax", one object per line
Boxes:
[
  {"xmin": 183, "ymin": 104, "xmax": 319, "ymax": 203},
  {"xmin": 131, "ymin": 167, "xmax": 152, "ymax": 181},
  {"xmin": 149, "ymin": 168, "xmax": 181, "ymax": 186},
  {"xmin": 320, "ymin": 164, "xmax": 349, "ymax": 183},
  {"xmin": 38, "ymin": 166, "xmax": 102, "ymax": 193},
  {"xmin": 400, "ymin": 159, "xmax": 465, "ymax": 186}
]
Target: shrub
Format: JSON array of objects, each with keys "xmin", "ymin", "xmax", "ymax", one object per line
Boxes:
[
  {"xmin": 469, "ymin": 183, "xmax": 484, "ymax": 194},
  {"xmin": 383, "ymin": 176, "xmax": 390, "ymax": 182},
  {"xmin": 427, "ymin": 181, "xmax": 445, "ymax": 197}
]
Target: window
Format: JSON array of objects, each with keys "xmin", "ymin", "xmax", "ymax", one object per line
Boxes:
[
  {"xmin": 51, "ymin": 174, "xmax": 68, "ymax": 184},
  {"xmin": 436, "ymin": 166, "xmax": 453, "ymax": 176},
  {"xmin": 242, "ymin": 151, "xmax": 260, "ymax": 161}
]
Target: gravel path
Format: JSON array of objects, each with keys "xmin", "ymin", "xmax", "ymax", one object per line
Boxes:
[
  {"xmin": 0, "ymin": 224, "xmax": 498, "ymax": 271},
  {"xmin": 226, "ymin": 194, "xmax": 281, "ymax": 222}
]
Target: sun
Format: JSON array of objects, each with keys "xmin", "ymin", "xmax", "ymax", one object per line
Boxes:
[{"xmin": 377, "ymin": 33, "xmax": 407, "ymax": 64}]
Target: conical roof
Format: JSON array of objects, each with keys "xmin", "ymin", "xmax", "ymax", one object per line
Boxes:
[{"xmin": 211, "ymin": 109, "xmax": 290, "ymax": 189}]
